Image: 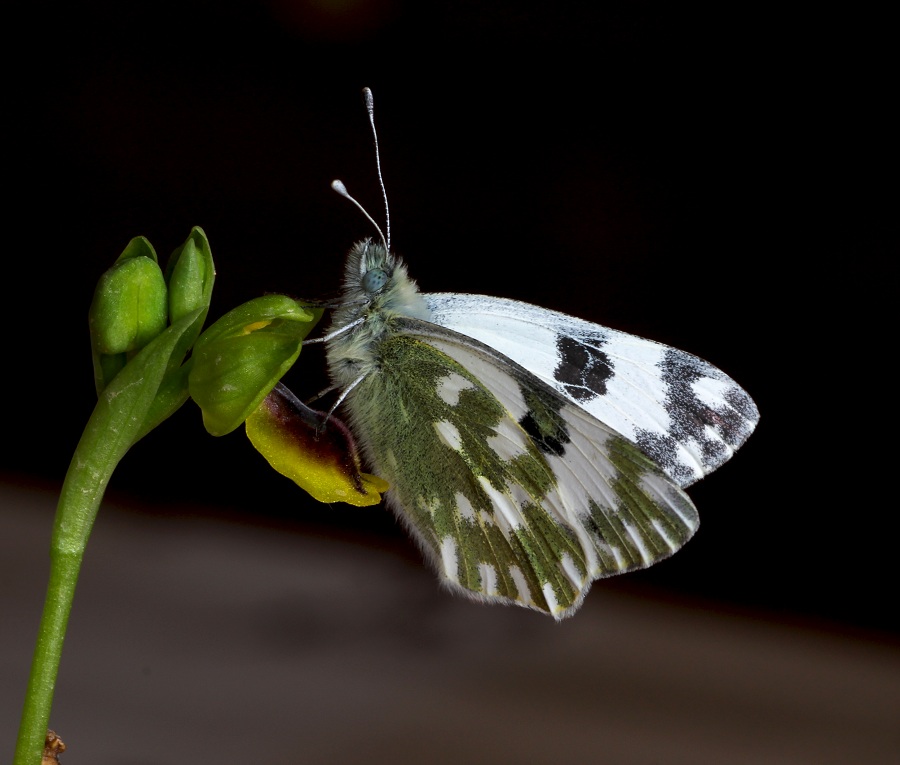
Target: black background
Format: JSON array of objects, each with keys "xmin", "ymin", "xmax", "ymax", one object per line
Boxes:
[{"xmin": 4, "ymin": 2, "xmax": 893, "ymax": 635}]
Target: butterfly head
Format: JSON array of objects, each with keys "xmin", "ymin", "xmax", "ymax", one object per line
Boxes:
[
  {"xmin": 338, "ymin": 237, "xmax": 429, "ymax": 319},
  {"xmin": 325, "ymin": 236, "xmax": 429, "ymax": 389},
  {"xmin": 354, "ymin": 238, "xmax": 395, "ymax": 296}
]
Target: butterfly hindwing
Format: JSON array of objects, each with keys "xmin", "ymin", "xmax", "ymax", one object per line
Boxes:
[
  {"xmin": 425, "ymin": 293, "xmax": 759, "ymax": 488},
  {"xmin": 341, "ymin": 315, "xmax": 699, "ymax": 618}
]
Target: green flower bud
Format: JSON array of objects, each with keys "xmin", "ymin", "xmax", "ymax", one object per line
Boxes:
[
  {"xmin": 89, "ymin": 237, "xmax": 168, "ymax": 393},
  {"xmin": 189, "ymin": 295, "xmax": 322, "ymax": 436},
  {"xmin": 89, "ymin": 238, "xmax": 167, "ymax": 354},
  {"xmin": 166, "ymin": 227, "xmax": 215, "ymax": 325}
]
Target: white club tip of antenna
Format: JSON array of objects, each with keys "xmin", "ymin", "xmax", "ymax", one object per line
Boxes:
[{"xmin": 331, "ymin": 178, "xmax": 388, "ymax": 249}]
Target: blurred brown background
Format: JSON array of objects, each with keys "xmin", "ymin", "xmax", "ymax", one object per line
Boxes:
[{"xmin": 2, "ymin": 2, "xmax": 894, "ymax": 763}]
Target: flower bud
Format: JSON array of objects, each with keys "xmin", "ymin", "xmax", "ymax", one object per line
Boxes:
[
  {"xmin": 166, "ymin": 227, "xmax": 215, "ymax": 325},
  {"xmin": 189, "ymin": 296, "xmax": 322, "ymax": 436},
  {"xmin": 89, "ymin": 237, "xmax": 168, "ymax": 393},
  {"xmin": 90, "ymin": 237, "xmax": 168, "ymax": 354}
]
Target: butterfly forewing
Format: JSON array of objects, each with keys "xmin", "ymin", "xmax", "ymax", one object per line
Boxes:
[
  {"xmin": 425, "ymin": 294, "xmax": 759, "ymax": 488},
  {"xmin": 341, "ymin": 315, "xmax": 698, "ymax": 618}
]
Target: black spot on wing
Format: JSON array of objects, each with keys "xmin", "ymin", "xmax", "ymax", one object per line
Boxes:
[
  {"xmin": 637, "ymin": 349, "xmax": 757, "ymax": 481},
  {"xmin": 518, "ymin": 384, "xmax": 571, "ymax": 457},
  {"xmin": 723, "ymin": 385, "xmax": 760, "ymax": 432},
  {"xmin": 663, "ymin": 351, "xmax": 749, "ymax": 444},
  {"xmin": 661, "ymin": 351, "xmax": 727, "ymax": 466},
  {"xmin": 634, "ymin": 430, "xmax": 695, "ymax": 486},
  {"xmin": 553, "ymin": 334, "xmax": 614, "ymax": 402},
  {"xmin": 520, "ymin": 411, "xmax": 568, "ymax": 456}
]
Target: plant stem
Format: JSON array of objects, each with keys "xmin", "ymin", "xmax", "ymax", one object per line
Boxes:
[
  {"xmin": 13, "ymin": 553, "xmax": 85, "ymax": 764},
  {"xmin": 14, "ymin": 308, "xmax": 206, "ymax": 764},
  {"xmin": 13, "ymin": 453, "xmax": 114, "ymax": 765}
]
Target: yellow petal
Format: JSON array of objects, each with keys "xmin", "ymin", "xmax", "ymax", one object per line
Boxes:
[{"xmin": 246, "ymin": 384, "xmax": 389, "ymax": 507}]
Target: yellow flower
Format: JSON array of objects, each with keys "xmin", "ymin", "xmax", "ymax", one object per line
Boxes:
[{"xmin": 246, "ymin": 384, "xmax": 388, "ymax": 507}]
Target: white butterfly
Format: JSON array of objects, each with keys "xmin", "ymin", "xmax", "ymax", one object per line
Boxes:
[{"xmin": 319, "ymin": 89, "xmax": 758, "ymax": 619}]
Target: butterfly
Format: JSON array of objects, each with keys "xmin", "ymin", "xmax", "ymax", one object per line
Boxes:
[{"xmin": 319, "ymin": 89, "xmax": 758, "ymax": 619}]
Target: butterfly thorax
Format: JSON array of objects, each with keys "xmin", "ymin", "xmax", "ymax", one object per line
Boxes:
[{"xmin": 325, "ymin": 239, "xmax": 431, "ymax": 388}]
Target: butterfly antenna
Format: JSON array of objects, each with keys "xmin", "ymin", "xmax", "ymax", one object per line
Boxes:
[
  {"xmin": 330, "ymin": 179, "xmax": 388, "ymax": 249},
  {"xmin": 363, "ymin": 87, "xmax": 391, "ymax": 253},
  {"xmin": 331, "ymin": 88, "xmax": 392, "ymax": 252}
]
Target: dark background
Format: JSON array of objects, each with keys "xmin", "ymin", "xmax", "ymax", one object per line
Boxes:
[{"xmin": 4, "ymin": 0, "xmax": 893, "ymax": 637}]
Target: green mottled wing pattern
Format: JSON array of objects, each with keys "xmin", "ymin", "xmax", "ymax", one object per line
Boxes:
[{"xmin": 341, "ymin": 317, "xmax": 699, "ymax": 619}]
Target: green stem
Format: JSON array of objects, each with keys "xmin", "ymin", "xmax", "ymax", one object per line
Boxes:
[
  {"xmin": 13, "ymin": 551, "xmax": 85, "ymax": 765},
  {"xmin": 13, "ymin": 311, "xmax": 202, "ymax": 765},
  {"xmin": 13, "ymin": 442, "xmax": 120, "ymax": 764}
]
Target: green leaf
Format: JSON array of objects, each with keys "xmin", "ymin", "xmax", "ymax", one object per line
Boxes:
[{"xmin": 68, "ymin": 308, "xmax": 207, "ymax": 542}]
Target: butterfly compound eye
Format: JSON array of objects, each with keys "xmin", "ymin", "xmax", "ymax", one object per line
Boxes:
[{"xmin": 362, "ymin": 268, "xmax": 388, "ymax": 293}]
